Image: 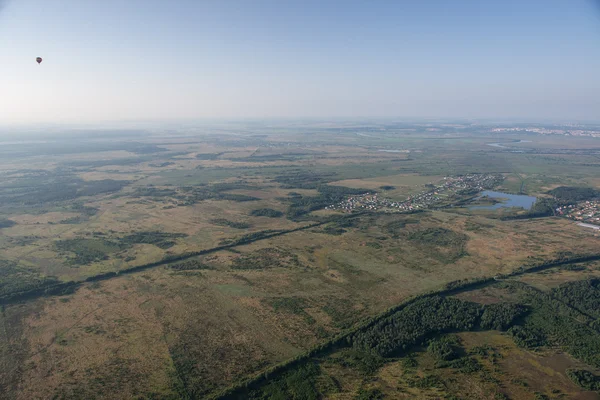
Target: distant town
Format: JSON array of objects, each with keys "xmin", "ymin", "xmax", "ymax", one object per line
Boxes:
[
  {"xmin": 325, "ymin": 174, "xmax": 502, "ymax": 213},
  {"xmin": 491, "ymin": 126, "xmax": 600, "ymax": 138}
]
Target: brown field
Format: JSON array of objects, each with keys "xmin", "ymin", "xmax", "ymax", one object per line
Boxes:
[
  {"xmin": 3, "ymin": 209, "xmax": 600, "ymax": 398},
  {"xmin": 2, "ymin": 130, "xmax": 600, "ymax": 399}
]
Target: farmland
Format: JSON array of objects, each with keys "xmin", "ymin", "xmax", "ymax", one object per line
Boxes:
[{"xmin": 1, "ymin": 121, "xmax": 600, "ymax": 399}]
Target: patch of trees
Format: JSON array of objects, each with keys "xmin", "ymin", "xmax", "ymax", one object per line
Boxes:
[
  {"xmin": 55, "ymin": 238, "xmax": 120, "ymax": 265},
  {"xmin": 506, "ymin": 325, "xmax": 548, "ymax": 349},
  {"xmin": 501, "ymin": 198, "xmax": 558, "ymax": 220},
  {"xmin": 566, "ymin": 369, "xmax": 600, "ymax": 391},
  {"xmin": 220, "ymin": 230, "xmax": 282, "ymax": 247},
  {"xmin": 322, "ymin": 226, "xmax": 346, "ymax": 235},
  {"xmin": 0, "ymin": 259, "xmax": 60, "ymax": 298},
  {"xmin": 384, "ymin": 217, "xmax": 421, "ymax": 237},
  {"xmin": 407, "ymin": 227, "xmax": 467, "ymax": 247},
  {"xmin": 480, "ymin": 303, "xmax": 529, "ymax": 330},
  {"xmin": 349, "ymin": 296, "xmax": 520, "ymax": 357},
  {"xmin": 439, "ymin": 357, "xmax": 482, "ymax": 374},
  {"xmin": 406, "ymin": 227, "xmax": 469, "ymax": 263},
  {"xmin": 55, "ymin": 232, "xmax": 188, "ymax": 265},
  {"xmin": 232, "ymin": 248, "xmax": 302, "ymax": 270},
  {"xmin": 355, "ymin": 387, "xmax": 384, "ymax": 400},
  {"xmin": 268, "ymin": 297, "xmax": 308, "ymax": 315},
  {"xmin": 133, "ymin": 183, "xmax": 261, "ymax": 205},
  {"xmin": 134, "ymin": 187, "xmax": 178, "ymax": 197},
  {"xmin": 195, "ymin": 152, "xmax": 224, "ymax": 160},
  {"xmin": 405, "ymin": 374, "xmax": 445, "ymax": 389},
  {"xmin": 210, "ymin": 219, "xmax": 251, "ymax": 229},
  {"xmin": 248, "ymin": 363, "xmax": 321, "ymax": 400},
  {"xmin": 250, "ymin": 208, "xmax": 283, "ymax": 218},
  {"xmin": 69, "ymin": 203, "xmax": 99, "ymax": 216},
  {"xmin": 551, "ymin": 278, "xmax": 600, "ymax": 319},
  {"xmin": 548, "ymin": 186, "xmax": 600, "ymax": 204},
  {"xmin": 218, "ymin": 193, "xmax": 260, "ymax": 202},
  {"xmin": 267, "ymin": 297, "xmax": 316, "ymax": 325},
  {"xmin": 168, "ymin": 260, "xmax": 214, "ymax": 271},
  {"xmin": 330, "ymin": 349, "xmax": 384, "ymax": 375},
  {"xmin": 427, "ymin": 336, "xmax": 461, "ymax": 362},
  {"xmin": 121, "ymin": 231, "xmax": 188, "ymax": 249},
  {"xmin": 379, "ymin": 185, "xmax": 396, "ymax": 191},
  {"xmin": 58, "ymin": 216, "xmax": 84, "ymax": 224},
  {"xmin": 502, "ymin": 281, "xmax": 600, "ymax": 367}
]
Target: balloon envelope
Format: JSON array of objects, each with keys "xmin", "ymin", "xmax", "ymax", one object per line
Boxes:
[{"xmin": 36, "ymin": 57, "xmax": 42, "ymax": 64}]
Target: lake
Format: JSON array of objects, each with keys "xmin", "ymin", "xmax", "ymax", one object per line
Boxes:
[{"xmin": 469, "ymin": 190, "xmax": 537, "ymax": 211}]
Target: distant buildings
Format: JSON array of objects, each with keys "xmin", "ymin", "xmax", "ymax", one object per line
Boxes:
[
  {"xmin": 558, "ymin": 201, "xmax": 600, "ymax": 225},
  {"xmin": 325, "ymin": 174, "xmax": 502, "ymax": 213}
]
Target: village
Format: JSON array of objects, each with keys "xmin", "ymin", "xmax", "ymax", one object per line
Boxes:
[
  {"xmin": 557, "ymin": 201, "xmax": 600, "ymax": 226},
  {"xmin": 325, "ymin": 174, "xmax": 503, "ymax": 213}
]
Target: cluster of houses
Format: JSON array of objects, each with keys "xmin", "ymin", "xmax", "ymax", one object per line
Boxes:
[
  {"xmin": 325, "ymin": 174, "xmax": 502, "ymax": 213},
  {"xmin": 491, "ymin": 127, "xmax": 600, "ymax": 138},
  {"xmin": 557, "ymin": 202, "xmax": 600, "ymax": 225}
]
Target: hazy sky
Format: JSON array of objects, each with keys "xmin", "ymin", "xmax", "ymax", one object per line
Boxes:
[{"xmin": 1, "ymin": 0, "xmax": 600, "ymax": 124}]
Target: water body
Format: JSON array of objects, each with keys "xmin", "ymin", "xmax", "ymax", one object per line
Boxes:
[
  {"xmin": 486, "ymin": 140, "xmax": 532, "ymax": 148},
  {"xmin": 469, "ymin": 190, "xmax": 537, "ymax": 211}
]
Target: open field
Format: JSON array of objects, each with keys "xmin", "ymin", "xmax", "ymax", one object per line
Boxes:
[{"xmin": 1, "ymin": 124, "xmax": 600, "ymax": 398}]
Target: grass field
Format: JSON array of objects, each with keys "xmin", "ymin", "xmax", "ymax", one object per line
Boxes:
[{"xmin": 1, "ymin": 126, "xmax": 600, "ymax": 399}]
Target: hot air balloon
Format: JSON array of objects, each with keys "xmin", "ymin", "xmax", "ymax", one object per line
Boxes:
[{"xmin": 36, "ymin": 57, "xmax": 42, "ymax": 64}]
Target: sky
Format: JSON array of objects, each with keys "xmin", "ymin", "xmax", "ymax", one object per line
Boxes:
[{"xmin": 1, "ymin": 0, "xmax": 599, "ymax": 125}]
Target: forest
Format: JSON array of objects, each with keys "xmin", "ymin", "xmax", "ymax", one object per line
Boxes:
[{"xmin": 549, "ymin": 186, "xmax": 600, "ymax": 204}]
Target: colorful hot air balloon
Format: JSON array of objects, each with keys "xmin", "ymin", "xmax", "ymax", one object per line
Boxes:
[{"xmin": 36, "ymin": 57, "xmax": 42, "ymax": 64}]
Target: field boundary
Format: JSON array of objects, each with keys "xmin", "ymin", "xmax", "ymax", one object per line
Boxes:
[{"xmin": 0, "ymin": 213, "xmax": 370, "ymax": 306}]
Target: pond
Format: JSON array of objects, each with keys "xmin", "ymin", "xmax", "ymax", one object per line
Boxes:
[{"xmin": 469, "ymin": 190, "xmax": 537, "ymax": 211}]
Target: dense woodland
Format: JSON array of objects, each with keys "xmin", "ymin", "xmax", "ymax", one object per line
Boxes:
[
  {"xmin": 567, "ymin": 369, "xmax": 600, "ymax": 391},
  {"xmin": 549, "ymin": 186, "xmax": 600, "ymax": 203},
  {"xmin": 552, "ymin": 278, "xmax": 600, "ymax": 320},
  {"xmin": 0, "ymin": 260, "xmax": 59, "ymax": 298},
  {"xmin": 350, "ymin": 296, "xmax": 525, "ymax": 357},
  {"xmin": 220, "ymin": 273, "xmax": 600, "ymax": 399},
  {"xmin": 250, "ymin": 208, "xmax": 284, "ymax": 218}
]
